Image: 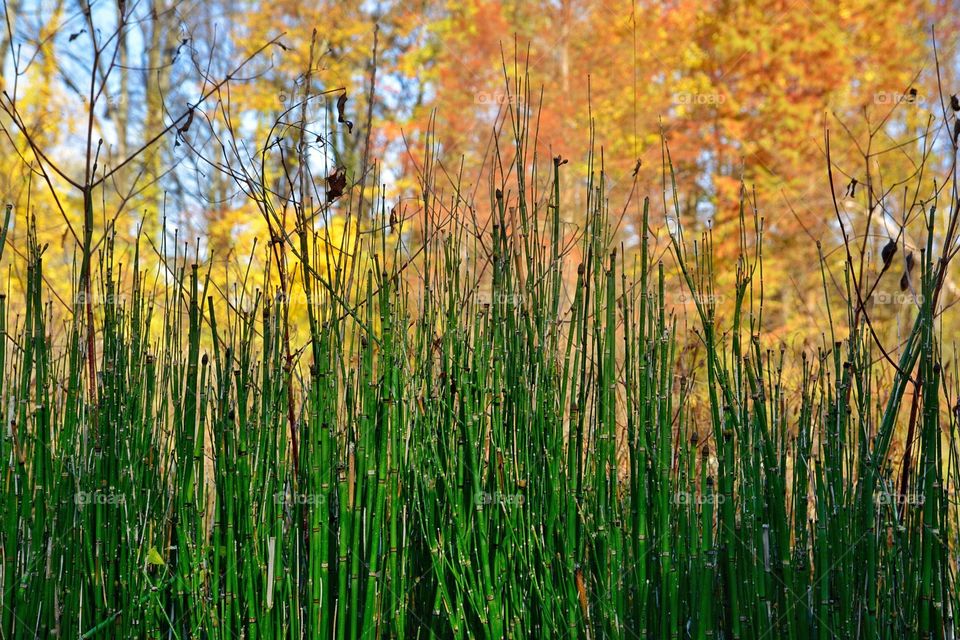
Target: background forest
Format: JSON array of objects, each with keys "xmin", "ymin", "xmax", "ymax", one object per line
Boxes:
[
  {"xmin": 2, "ymin": 0, "xmax": 958, "ymax": 340},
  {"xmin": 2, "ymin": 2, "xmax": 960, "ymax": 638}
]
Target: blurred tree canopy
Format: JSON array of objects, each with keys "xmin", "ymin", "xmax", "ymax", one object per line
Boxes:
[{"xmin": 0, "ymin": 0, "xmax": 957, "ymax": 344}]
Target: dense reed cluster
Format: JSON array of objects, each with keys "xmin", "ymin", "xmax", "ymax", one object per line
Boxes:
[{"xmin": 1, "ymin": 128, "xmax": 958, "ymax": 640}]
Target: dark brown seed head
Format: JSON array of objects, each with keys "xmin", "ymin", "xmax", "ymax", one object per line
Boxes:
[{"xmin": 881, "ymin": 239, "xmax": 896, "ymax": 268}]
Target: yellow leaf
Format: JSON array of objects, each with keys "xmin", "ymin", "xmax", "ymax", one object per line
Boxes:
[{"xmin": 146, "ymin": 546, "xmax": 165, "ymax": 566}]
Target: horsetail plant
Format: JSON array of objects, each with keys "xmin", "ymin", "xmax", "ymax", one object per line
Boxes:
[{"xmin": 0, "ymin": 70, "xmax": 956, "ymax": 640}]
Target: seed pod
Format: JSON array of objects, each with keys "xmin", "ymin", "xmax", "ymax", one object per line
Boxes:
[
  {"xmin": 881, "ymin": 239, "xmax": 896, "ymax": 268},
  {"xmin": 336, "ymin": 93, "xmax": 353, "ymax": 133}
]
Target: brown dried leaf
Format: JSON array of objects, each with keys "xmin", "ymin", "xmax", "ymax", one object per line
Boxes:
[{"xmin": 326, "ymin": 168, "xmax": 348, "ymax": 202}]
